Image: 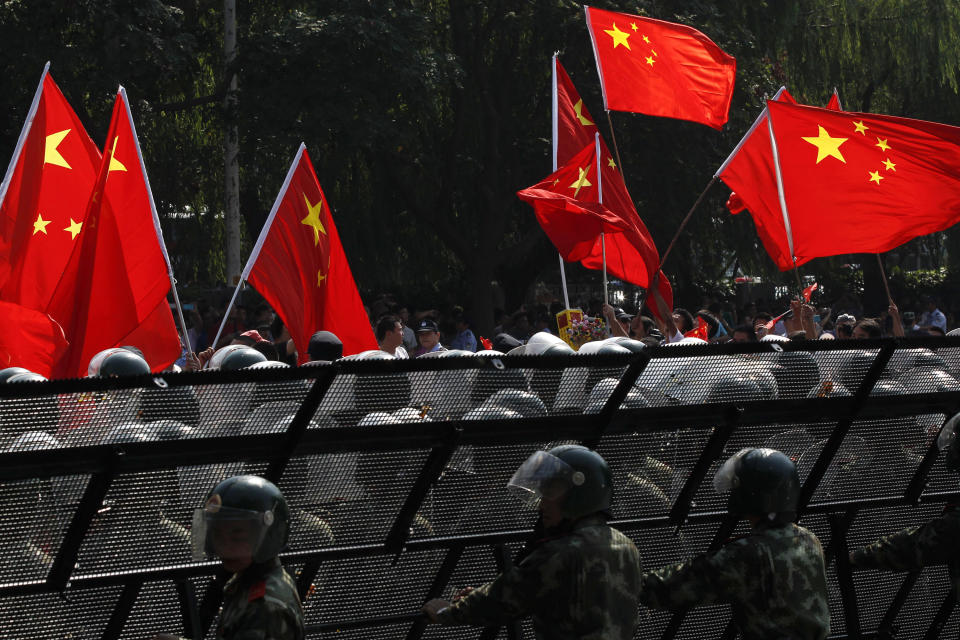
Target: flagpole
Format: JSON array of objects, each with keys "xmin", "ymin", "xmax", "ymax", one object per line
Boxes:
[
  {"xmin": 552, "ymin": 53, "xmax": 572, "ymax": 310},
  {"xmin": 215, "ymin": 142, "xmax": 308, "ymax": 350},
  {"xmin": 876, "ymin": 253, "xmax": 893, "ymax": 303},
  {"xmin": 0, "ymin": 62, "xmax": 49, "ymax": 209},
  {"xmin": 605, "ymin": 111, "xmax": 625, "ymax": 175},
  {"xmin": 120, "ymin": 86, "xmax": 192, "ymax": 353},
  {"xmin": 656, "ymin": 176, "xmax": 717, "ymax": 272},
  {"xmin": 596, "ymin": 133, "xmax": 608, "ymax": 304},
  {"xmin": 766, "ymin": 101, "xmax": 801, "ymax": 286},
  {"xmin": 715, "ymin": 86, "xmax": 786, "ymax": 177}
]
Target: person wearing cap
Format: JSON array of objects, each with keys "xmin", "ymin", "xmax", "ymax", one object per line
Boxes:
[
  {"xmin": 849, "ymin": 413, "xmax": 960, "ymax": 594},
  {"xmin": 918, "ymin": 296, "xmax": 947, "ymax": 333},
  {"xmin": 639, "ymin": 448, "xmax": 829, "ymax": 639},
  {"xmin": 835, "ymin": 313, "xmax": 856, "ymax": 339},
  {"xmin": 151, "ymin": 475, "xmax": 303, "ymax": 640},
  {"xmin": 602, "ymin": 303, "xmax": 632, "ymax": 338},
  {"xmin": 412, "ymin": 319, "xmax": 447, "ymax": 357},
  {"xmin": 449, "ymin": 315, "xmax": 478, "ymax": 352},
  {"xmin": 307, "ymin": 330, "xmax": 343, "ymax": 362},
  {"xmin": 421, "ymin": 445, "xmax": 641, "ymax": 638}
]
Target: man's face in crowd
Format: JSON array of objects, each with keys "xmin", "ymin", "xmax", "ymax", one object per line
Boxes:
[
  {"xmin": 382, "ymin": 322, "xmax": 403, "ymax": 350},
  {"xmin": 852, "ymin": 324, "xmax": 871, "ymax": 339},
  {"xmin": 418, "ymin": 330, "xmax": 439, "ymax": 350},
  {"xmin": 732, "ymin": 330, "xmax": 752, "ymax": 343}
]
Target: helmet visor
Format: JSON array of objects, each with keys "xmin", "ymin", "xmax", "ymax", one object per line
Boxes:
[
  {"xmin": 507, "ymin": 450, "xmax": 579, "ymax": 508},
  {"xmin": 191, "ymin": 503, "xmax": 274, "ymax": 562},
  {"xmin": 713, "ymin": 448, "xmax": 752, "ymax": 493},
  {"xmin": 938, "ymin": 413, "xmax": 960, "ymax": 452}
]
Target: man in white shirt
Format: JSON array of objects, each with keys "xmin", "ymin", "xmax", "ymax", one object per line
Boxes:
[{"xmin": 375, "ymin": 315, "xmax": 409, "ymax": 358}]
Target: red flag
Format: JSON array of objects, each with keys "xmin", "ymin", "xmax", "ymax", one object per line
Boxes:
[
  {"xmin": 244, "ymin": 145, "xmax": 376, "ymax": 361},
  {"xmin": 0, "ymin": 302, "xmax": 68, "ymax": 377},
  {"xmin": 803, "ymin": 282, "xmax": 818, "ymax": 302},
  {"xmin": 551, "ymin": 57, "xmax": 674, "ymax": 315},
  {"xmin": 767, "ymin": 100, "xmax": 960, "ymax": 261},
  {"xmin": 479, "ymin": 336, "xmax": 493, "ymax": 351},
  {"xmin": 46, "ymin": 87, "xmax": 181, "ymax": 378},
  {"xmin": 684, "ymin": 315, "xmax": 710, "ymax": 340},
  {"xmin": 0, "ymin": 66, "xmax": 101, "ymax": 309},
  {"xmin": 719, "ymin": 89, "xmax": 841, "ymax": 270},
  {"xmin": 585, "ymin": 6, "xmax": 736, "ymax": 129}
]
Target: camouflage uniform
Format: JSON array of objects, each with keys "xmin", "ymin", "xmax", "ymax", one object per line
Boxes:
[
  {"xmin": 215, "ymin": 558, "xmax": 304, "ymax": 640},
  {"xmin": 640, "ymin": 523, "xmax": 829, "ymax": 640},
  {"xmin": 850, "ymin": 505, "xmax": 960, "ymax": 591},
  {"xmin": 437, "ymin": 514, "xmax": 641, "ymax": 639}
]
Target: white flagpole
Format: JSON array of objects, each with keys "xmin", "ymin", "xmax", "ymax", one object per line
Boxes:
[
  {"xmin": 583, "ymin": 6, "xmax": 609, "ymax": 111},
  {"xmin": 595, "ymin": 132, "xmax": 608, "ymax": 304},
  {"xmin": 213, "ymin": 142, "xmax": 306, "ymax": 349},
  {"xmin": 765, "ymin": 101, "xmax": 797, "ymax": 263},
  {"xmin": 714, "ymin": 86, "xmax": 787, "ymax": 177},
  {"xmin": 832, "ymin": 87, "xmax": 843, "ymax": 110},
  {"xmin": 120, "ymin": 86, "xmax": 192, "ymax": 353},
  {"xmin": 0, "ymin": 62, "xmax": 50, "ymax": 209},
  {"xmin": 552, "ymin": 54, "xmax": 572, "ymax": 310}
]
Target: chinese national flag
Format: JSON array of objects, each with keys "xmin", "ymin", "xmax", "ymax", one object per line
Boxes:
[
  {"xmin": 719, "ymin": 89, "xmax": 841, "ymax": 270},
  {"xmin": 767, "ymin": 100, "xmax": 960, "ymax": 261},
  {"xmin": 0, "ymin": 302, "xmax": 68, "ymax": 377},
  {"xmin": 684, "ymin": 315, "xmax": 710, "ymax": 340},
  {"xmin": 552, "ymin": 57, "xmax": 674, "ymax": 314},
  {"xmin": 803, "ymin": 282, "xmax": 818, "ymax": 302},
  {"xmin": 46, "ymin": 87, "xmax": 180, "ymax": 378},
  {"xmin": 0, "ymin": 66, "xmax": 101, "ymax": 310},
  {"xmin": 244, "ymin": 145, "xmax": 376, "ymax": 361},
  {"xmin": 585, "ymin": 6, "xmax": 736, "ymax": 129}
]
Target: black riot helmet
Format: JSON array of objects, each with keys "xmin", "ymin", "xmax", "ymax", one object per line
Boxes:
[
  {"xmin": 0, "ymin": 367, "xmax": 31, "ymax": 384},
  {"xmin": 88, "ymin": 348, "xmax": 151, "ymax": 377},
  {"xmin": 191, "ymin": 475, "xmax": 289, "ymax": 564},
  {"xmin": 938, "ymin": 413, "xmax": 960, "ymax": 473},
  {"xmin": 714, "ymin": 448, "xmax": 800, "ymax": 524},
  {"xmin": 508, "ymin": 445, "xmax": 613, "ymax": 520}
]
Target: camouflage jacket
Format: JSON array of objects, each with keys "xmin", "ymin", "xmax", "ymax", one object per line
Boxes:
[
  {"xmin": 437, "ymin": 514, "xmax": 642, "ymax": 639},
  {"xmin": 640, "ymin": 523, "xmax": 829, "ymax": 640},
  {"xmin": 215, "ymin": 558, "xmax": 305, "ymax": 640},
  {"xmin": 850, "ymin": 505, "xmax": 960, "ymax": 590}
]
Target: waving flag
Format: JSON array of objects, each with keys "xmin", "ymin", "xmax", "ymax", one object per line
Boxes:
[
  {"xmin": 47, "ymin": 87, "xmax": 180, "ymax": 378},
  {"xmin": 244, "ymin": 144, "xmax": 376, "ymax": 361},
  {"xmin": 0, "ymin": 64, "xmax": 101, "ymax": 310},
  {"xmin": 585, "ymin": 6, "xmax": 736, "ymax": 129},
  {"xmin": 766, "ymin": 100, "xmax": 960, "ymax": 261}
]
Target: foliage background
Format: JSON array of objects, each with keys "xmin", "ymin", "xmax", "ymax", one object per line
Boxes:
[{"xmin": 2, "ymin": 0, "xmax": 960, "ymax": 333}]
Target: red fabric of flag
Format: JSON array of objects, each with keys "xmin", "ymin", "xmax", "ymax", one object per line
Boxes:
[
  {"xmin": 803, "ymin": 282, "xmax": 818, "ymax": 302},
  {"xmin": 585, "ymin": 6, "xmax": 736, "ymax": 129},
  {"xmin": 719, "ymin": 90, "xmax": 842, "ymax": 271},
  {"xmin": 0, "ymin": 69, "xmax": 101, "ymax": 310},
  {"xmin": 0, "ymin": 301, "xmax": 68, "ymax": 377},
  {"xmin": 767, "ymin": 100, "xmax": 960, "ymax": 261},
  {"xmin": 684, "ymin": 315, "xmax": 710, "ymax": 340},
  {"xmin": 552, "ymin": 58, "xmax": 674, "ymax": 315},
  {"xmin": 46, "ymin": 88, "xmax": 180, "ymax": 378},
  {"xmin": 245, "ymin": 145, "xmax": 376, "ymax": 361}
]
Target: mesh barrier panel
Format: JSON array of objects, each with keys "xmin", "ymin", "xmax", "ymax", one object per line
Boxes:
[{"xmin": 0, "ymin": 341, "xmax": 958, "ymax": 639}]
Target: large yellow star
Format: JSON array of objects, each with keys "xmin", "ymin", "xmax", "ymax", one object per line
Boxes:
[
  {"xmin": 64, "ymin": 218, "xmax": 82, "ymax": 239},
  {"xmin": 45, "ymin": 130, "xmax": 72, "ymax": 169},
  {"xmin": 33, "ymin": 213, "xmax": 50, "ymax": 235},
  {"xmin": 882, "ymin": 158, "xmax": 896, "ymax": 171},
  {"xmin": 301, "ymin": 194, "xmax": 326, "ymax": 245},
  {"xmin": 645, "ymin": 55, "xmax": 655, "ymax": 66},
  {"xmin": 802, "ymin": 126, "xmax": 847, "ymax": 164},
  {"xmin": 604, "ymin": 23, "xmax": 631, "ymax": 49},
  {"xmin": 573, "ymin": 99, "xmax": 594, "ymax": 126},
  {"xmin": 569, "ymin": 166, "xmax": 592, "ymax": 197},
  {"xmin": 875, "ymin": 138, "xmax": 891, "ymax": 152},
  {"xmin": 853, "ymin": 121, "xmax": 868, "ymax": 135},
  {"xmin": 108, "ymin": 135, "xmax": 127, "ymax": 172},
  {"xmin": 868, "ymin": 170, "xmax": 884, "ymax": 184}
]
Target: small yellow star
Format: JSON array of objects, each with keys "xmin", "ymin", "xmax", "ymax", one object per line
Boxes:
[
  {"xmin": 868, "ymin": 170, "xmax": 884, "ymax": 184},
  {"xmin": 607, "ymin": 157, "xmax": 616, "ymax": 169},
  {"xmin": 573, "ymin": 99, "xmax": 594, "ymax": 126},
  {"xmin": 300, "ymin": 194, "xmax": 327, "ymax": 245},
  {"xmin": 642, "ymin": 34, "xmax": 650, "ymax": 43},
  {"xmin": 801, "ymin": 125, "xmax": 848, "ymax": 164},
  {"xmin": 569, "ymin": 166, "xmax": 592, "ymax": 197},
  {"xmin": 317, "ymin": 270, "xmax": 327, "ymax": 287},
  {"xmin": 645, "ymin": 56, "xmax": 655, "ymax": 66},
  {"xmin": 33, "ymin": 213, "xmax": 50, "ymax": 235},
  {"xmin": 853, "ymin": 121, "xmax": 868, "ymax": 135},
  {"xmin": 552, "ymin": 178, "xmax": 560, "ymax": 186},
  {"xmin": 651, "ymin": 49, "xmax": 658, "ymax": 56},
  {"xmin": 604, "ymin": 23, "xmax": 631, "ymax": 49},
  {"xmin": 63, "ymin": 218, "xmax": 82, "ymax": 239},
  {"xmin": 882, "ymin": 158, "xmax": 896, "ymax": 171},
  {"xmin": 875, "ymin": 138, "xmax": 891, "ymax": 152},
  {"xmin": 630, "ymin": 22, "xmax": 638, "ymax": 31}
]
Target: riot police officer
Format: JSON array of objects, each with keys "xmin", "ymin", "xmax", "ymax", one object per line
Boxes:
[
  {"xmin": 640, "ymin": 448, "xmax": 830, "ymax": 639},
  {"xmin": 151, "ymin": 475, "xmax": 303, "ymax": 640},
  {"xmin": 421, "ymin": 445, "xmax": 642, "ymax": 639},
  {"xmin": 849, "ymin": 413, "xmax": 960, "ymax": 592}
]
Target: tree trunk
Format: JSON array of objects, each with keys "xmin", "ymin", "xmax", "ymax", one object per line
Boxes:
[{"xmin": 223, "ymin": 0, "xmax": 241, "ymax": 284}]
